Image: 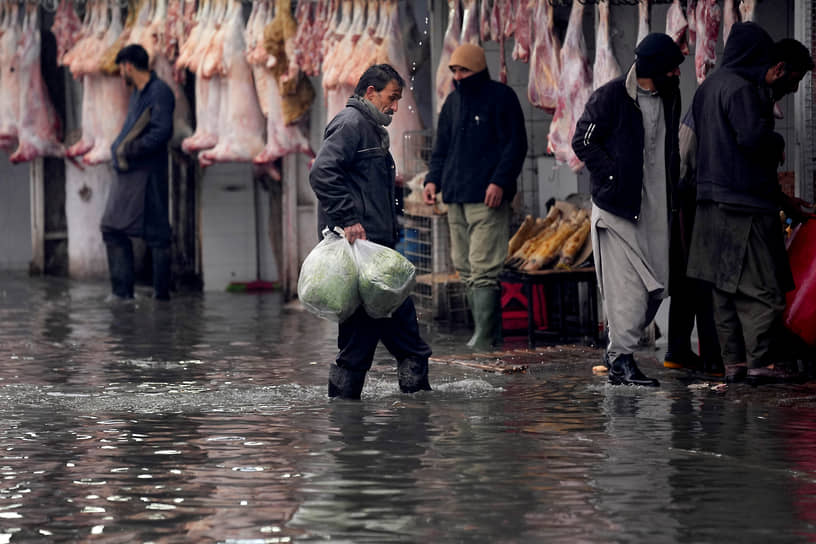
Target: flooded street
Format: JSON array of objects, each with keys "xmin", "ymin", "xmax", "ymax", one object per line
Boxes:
[{"xmin": 0, "ymin": 272, "xmax": 815, "ymax": 543}]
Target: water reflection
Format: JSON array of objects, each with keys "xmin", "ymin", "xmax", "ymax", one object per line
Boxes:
[{"xmin": 0, "ymin": 273, "xmax": 815, "ymax": 542}]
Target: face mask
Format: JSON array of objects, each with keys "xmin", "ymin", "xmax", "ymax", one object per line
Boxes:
[{"xmin": 653, "ymin": 74, "xmax": 680, "ymax": 96}]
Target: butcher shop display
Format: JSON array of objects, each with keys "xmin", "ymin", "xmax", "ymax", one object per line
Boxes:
[{"xmin": 505, "ymin": 204, "xmax": 591, "ymax": 272}]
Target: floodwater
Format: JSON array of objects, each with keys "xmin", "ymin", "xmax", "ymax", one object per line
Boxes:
[{"xmin": 1, "ymin": 273, "xmax": 815, "ymax": 543}]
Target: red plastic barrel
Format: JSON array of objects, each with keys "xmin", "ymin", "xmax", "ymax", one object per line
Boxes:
[{"xmin": 784, "ymin": 215, "xmax": 816, "ymax": 346}]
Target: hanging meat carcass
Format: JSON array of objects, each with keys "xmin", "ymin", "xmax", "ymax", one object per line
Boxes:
[
  {"xmin": 182, "ymin": 0, "xmax": 227, "ymax": 153},
  {"xmin": 339, "ymin": 0, "xmax": 382, "ymax": 88},
  {"xmin": 435, "ymin": 0, "xmax": 460, "ymax": 112},
  {"xmin": 480, "ymin": 0, "xmax": 491, "ymax": 42},
  {"xmin": 637, "ymin": 0, "xmax": 650, "ymax": 46},
  {"xmin": 324, "ymin": 0, "xmax": 366, "ymax": 90},
  {"xmin": 460, "ymin": 0, "xmax": 479, "ymax": 45},
  {"xmin": 593, "ymin": 1, "xmax": 621, "ymax": 89},
  {"xmin": 547, "ymin": 0, "xmax": 591, "ymax": 172},
  {"xmin": 198, "ymin": 0, "xmax": 266, "ymax": 166},
  {"xmin": 527, "ymin": 0, "xmax": 560, "ymax": 112},
  {"xmin": 511, "ymin": 0, "xmax": 532, "ymax": 63},
  {"xmin": 51, "ymin": 0, "xmax": 83, "ymax": 64},
  {"xmin": 0, "ymin": 2, "xmax": 21, "ymax": 149},
  {"xmin": 739, "ymin": 0, "xmax": 755, "ymax": 22},
  {"xmin": 723, "ymin": 0, "xmax": 738, "ymax": 45},
  {"xmin": 9, "ymin": 6, "xmax": 65, "ymax": 163},
  {"xmin": 695, "ymin": 0, "xmax": 721, "ymax": 84},
  {"xmin": 373, "ymin": 0, "xmax": 423, "ymax": 176},
  {"xmin": 666, "ymin": 0, "xmax": 689, "ymax": 55}
]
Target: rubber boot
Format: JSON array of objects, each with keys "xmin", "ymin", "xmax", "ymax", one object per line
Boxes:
[
  {"xmin": 397, "ymin": 357, "xmax": 432, "ymax": 393},
  {"xmin": 105, "ymin": 240, "xmax": 135, "ymax": 299},
  {"xmin": 151, "ymin": 246, "xmax": 172, "ymax": 300},
  {"xmin": 328, "ymin": 365, "xmax": 367, "ymax": 399},
  {"xmin": 466, "ymin": 287, "xmax": 502, "ymax": 351},
  {"xmin": 608, "ymin": 354, "xmax": 660, "ymax": 387}
]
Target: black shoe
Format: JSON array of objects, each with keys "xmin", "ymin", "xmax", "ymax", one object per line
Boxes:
[
  {"xmin": 328, "ymin": 365, "xmax": 367, "ymax": 399},
  {"xmin": 397, "ymin": 357, "xmax": 432, "ymax": 393},
  {"xmin": 608, "ymin": 354, "xmax": 660, "ymax": 387},
  {"xmin": 746, "ymin": 365, "xmax": 803, "ymax": 386}
]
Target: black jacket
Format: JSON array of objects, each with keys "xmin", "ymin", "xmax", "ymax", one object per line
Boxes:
[
  {"xmin": 425, "ymin": 70, "xmax": 527, "ymax": 204},
  {"xmin": 310, "ymin": 97, "xmax": 399, "ymax": 247},
  {"xmin": 103, "ymin": 73, "xmax": 174, "ymax": 245},
  {"xmin": 572, "ymin": 65, "xmax": 682, "ymax": 223},
  {"xmin": 691, "ymin": 22, "xmax": 783, "ymax": 212}
]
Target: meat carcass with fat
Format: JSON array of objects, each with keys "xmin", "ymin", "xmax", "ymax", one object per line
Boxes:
[
  {"xmin": 82, "ymin": 77, "xmax": 130, "ymax": 165},
  {"xmin": 511, "ymin": 0, "xmax": 532, "ymax": 63},
  {"xmin": 739, "ymin": 0, "xmax": 755, "ymax": 22},
  {"xmin": 722, "ymin": 0, "xmax": 738, "ymax": 45},
  {"xmin": 546, "ymin": 1, "xmax": 591, "ymax": 172},
  {"xmin": 666, "ymin": 0, "xmax": 689, "ymax": 55},
  {"xmin": 527, "ymin": 0, "xmax": 560, "ymax": 112},
  {"xmin": 593, "ymin": 1, "xmax": 620, "ymax": 90},
  {"xmin": 374, "ymin": 0, "xmax": 423, "ymax": 176},
  {"xmin": 687, "ymin": 0, "xmax": 697, "ymax": 46},
  {"xmin": 9, "ymin": 7, "xmax": 65, "ymax": 163},
  {"xmin": 695, "ymin": 0, "xmax": 721, "ymax": 84},
  {"xmin": 637, "ymin": 0, "xmax": 650, "ymax": 46},
  {"xmin": 435, "ymin": 0, "xmax": 460, "ymax": 112},
  {"xmin": 51, "ymin": 0, "xmax": 82, "ymax": 64},
  {"xmin": 460, "ymin": 0, "xmax": 479, "ymax": 44},
  {"xmin": 340, "ymin": 0, "xmax": 382, "ymax": 87},
  {"xmin": 324, "ymin": 0, "xmax": 366, "ymax": 90},
  {"xmin": 0, "ymin": 3, "xmax": 21, "ymax": 148},
  {"xmin": 198, "ymin": 0, "xmax": 266, "ymax": 166}
]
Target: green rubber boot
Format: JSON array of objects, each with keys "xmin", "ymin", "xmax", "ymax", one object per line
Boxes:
[{"xmin": 466, "ymin": 287, "xmax": 502, "ymax": 351}]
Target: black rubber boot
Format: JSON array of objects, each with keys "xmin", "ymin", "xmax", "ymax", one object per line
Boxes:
[
  {"xmin": 466, "ymin": 287, "xmax": 502, "ymax": 351},
  {"xmin": 608, "ymin": 354, "xmax": 660, "ymax": 387},
  {"xmin": 151, "ymin": 246, "xmax": 172, "ymax": 300},
  {"xmin": 328, "ymin": 365, "xmax": 367, "ymax": 399},
  {"xmin": 105, "ymin": 240, "xmax": 135, "ymax": 299},
  {"xmin": 397, "ymin": 357, "xmax": 432, "ymax": 393}
]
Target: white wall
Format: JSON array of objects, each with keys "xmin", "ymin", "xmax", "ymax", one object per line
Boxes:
[{"xmin": 0, "ymin": 155, "xmax": 32, "ymax": 270}]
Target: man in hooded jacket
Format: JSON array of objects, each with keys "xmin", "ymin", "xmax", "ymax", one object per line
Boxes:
[
  {"xmin": 310, "ymin": 64, "xmax": 432, "ymax": 400},
  {"xmin": 421, "ymin": 44, "xmax": 527, "ymax": 351},
  {"xmin": 686, "ymin": 23, "xmax": 814, "ymax": 383},
  {"xmin": 572, "ymin": 33, "xmax": 685, "ymax": 387}
]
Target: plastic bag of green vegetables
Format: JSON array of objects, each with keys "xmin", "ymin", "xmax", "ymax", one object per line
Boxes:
[
  {"xmin": 297, "ymin": 228, "xmax": 360, "ymax": 322},
  {"xmin": 352, "ymin": 239, "xmax": 416, "ymax": 319}
]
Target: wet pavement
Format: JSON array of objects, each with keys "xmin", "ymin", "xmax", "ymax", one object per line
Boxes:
[{"xmin": 1, "ymin": 272, "xmax": 816, "ymax": 542}]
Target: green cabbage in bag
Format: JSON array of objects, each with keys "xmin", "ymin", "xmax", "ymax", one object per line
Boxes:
[
  {"xmin": 353, "ymin": 239, "xmax": 416, "ymax": 319},
  {"xmin": 297, "ymin": 229, "xmax": 360, "ymax": 322}
]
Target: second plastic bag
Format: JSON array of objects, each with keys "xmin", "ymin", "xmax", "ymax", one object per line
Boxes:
[
  {"xmin": 352, "ymin": 239, "xmax": 416, "ymax": 319},
  {"xmin": 297, "ymin": 228, "xmax": 360, "ymax": 322}
]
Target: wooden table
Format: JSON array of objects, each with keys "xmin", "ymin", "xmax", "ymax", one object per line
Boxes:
[{"xmin": 500, "ymin": 267, "xmax": 600, "ymax": 349}]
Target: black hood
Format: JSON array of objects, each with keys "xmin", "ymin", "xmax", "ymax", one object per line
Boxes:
[{"xmin": 720, "ymin": 22, "xmax": 775, "ymax": 84}]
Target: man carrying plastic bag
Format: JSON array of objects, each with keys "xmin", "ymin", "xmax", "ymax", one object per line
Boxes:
[{"xmin": 309, "ymin": 64, "xmax": 432, "ymax": 400}]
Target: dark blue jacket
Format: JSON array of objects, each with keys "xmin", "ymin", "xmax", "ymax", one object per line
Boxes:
[
  {"xmin": 310, "ymin": 97, "xmax": 399, "ymax": 247},
  {"xmin": 102, "ymin": 73, "xmax": 174, "ymax": 246},
  {"xmin": 425, "ymin": 70, "xmax": 527, "ymax": 204},
  {"xmin": 572, "ymin": 65, "xmax": 682, "ymax": 223},
  {"xmin": 690, "ymin": 22, "xmax": 783, "ymax": 212}
]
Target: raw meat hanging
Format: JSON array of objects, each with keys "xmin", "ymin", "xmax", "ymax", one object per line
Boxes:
[
  {"xmin": 546, "ymin": 0, "xmax": 591, "ymax": 172},
  {"xmin": 593, "ymin": 1, "xmax": 621, "ymax": 90}
]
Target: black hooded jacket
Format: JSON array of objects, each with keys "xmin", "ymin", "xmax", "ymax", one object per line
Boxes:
[
  {"xmin": 691, "ymin": 22, "xmax": 783, "ymax": 211},
  {"xmin": 572, "ymin": 64, "xmax": 682, "ymax": 223},
  {"xmin": 425, "ymin": 70, "xmax": 527, "ymax": 204}
]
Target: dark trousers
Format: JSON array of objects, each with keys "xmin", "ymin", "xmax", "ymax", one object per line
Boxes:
[
  {"xmin": 103, "ymin": 230, "xmax": 171, "ymax": 300},
  {"xmin": 667, "ymin": 276, "xmax": 722, "ymax": 365},
  {"xmin": 337, "ymin": 297, "xmax": 432, "ymax": 372}
]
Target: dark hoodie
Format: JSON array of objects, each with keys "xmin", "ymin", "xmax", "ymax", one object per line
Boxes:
[
  {"xmin": 692, "ymin": 22, "xmax": 784, "ymax": 212},
  {"xmin": 425, "ymin": 70, "xmax": 527, "ymax": 204}
]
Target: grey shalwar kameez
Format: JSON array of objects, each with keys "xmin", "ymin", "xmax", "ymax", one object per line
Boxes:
[{"xmin": 592, "ymin": 88, "xmax": 669, "ymax": 361}]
